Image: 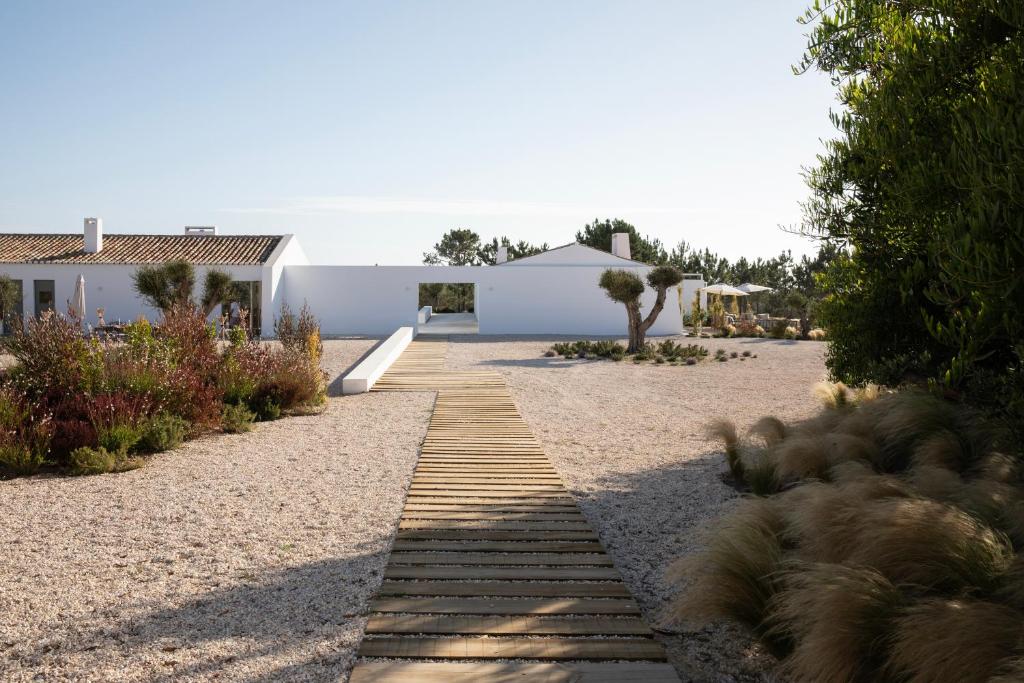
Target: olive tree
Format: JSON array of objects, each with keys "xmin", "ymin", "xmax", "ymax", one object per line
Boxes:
[
  {"xmin": 599, "ymin": 265, "xmax": 684, "ymax": 353},
  {"xmin": 132, "ymin": 260, "xmax": 234, "ymax": 316}
]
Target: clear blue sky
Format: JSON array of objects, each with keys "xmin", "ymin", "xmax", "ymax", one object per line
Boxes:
[{"xmin": 0, "ymin": 1, "xmax": 837, "ymax": 265}]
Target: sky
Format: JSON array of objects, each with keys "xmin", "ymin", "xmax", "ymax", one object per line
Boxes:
[{"xmin": 0, "ymin": 1, "xmax": 838, "ymax": 265}]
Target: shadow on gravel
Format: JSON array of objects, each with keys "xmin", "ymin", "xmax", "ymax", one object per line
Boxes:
[
  {"xmin": 566, "ymin": 451, "xmax": 776, "ymax": 683},
  {"xmin": 68, "ymin": 547, "xmax": 391, "ymax": 682}
]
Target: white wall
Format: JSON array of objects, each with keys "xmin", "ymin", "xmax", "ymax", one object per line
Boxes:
[
  {"xmin": 281, "ymin": 264, "xmax": 689, "ymax": 337},
  {"xmin": 262, "ymin": 234, "xmax": 309, "ymax": 326},
  {"xmin": 0, "ymin": 263, "xmax": 263, "ymax": 327}
]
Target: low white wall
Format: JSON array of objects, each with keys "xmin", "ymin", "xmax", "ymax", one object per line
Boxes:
[
  {"xmin": 341, "ymin": 326, "xmax": 415, "ymax": 394},
  {"xmin": 282, "ymin": 264, "xmax": 690, "ymax": 337},
  {"xmin": 417, "ymin": 306, "xmax": 432, "ymax": 324}
]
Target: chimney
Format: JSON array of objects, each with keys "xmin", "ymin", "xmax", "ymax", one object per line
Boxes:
[
  {"xmin": 84, "ymin": 217, "xmax": 103, "ymax": 253},
  {"xmin": 185, "ymin": 226, "xmax": 217, "ymax": 236},
  {"xmin": 496, "ymin": 246, "xmax": 509, "ymax": 264},
  {"xmin": 611, "ymin": 232, "xmax": 630, "ymax": 260}
]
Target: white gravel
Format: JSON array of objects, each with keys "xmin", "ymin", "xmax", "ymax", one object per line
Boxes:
[
  {"xmin": 447, "ymin": 335, "xmax": 828, "ymax": 683},
  {"xmin": 0, "ymin": 339, "xmax": 434, "ymax": 682}
]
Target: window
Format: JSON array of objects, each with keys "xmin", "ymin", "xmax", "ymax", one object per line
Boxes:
[
  {"xmin": 221, "ymin": 281, "xmax": 262, "ymax": 336},
  {"xmin": 33, "ymin": 280, "xmax": 54, "ymax": 318}
]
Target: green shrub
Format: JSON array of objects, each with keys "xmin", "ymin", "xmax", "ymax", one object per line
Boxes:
[
  {"xmin": 252, "ymin": 396, "xmax": 281, "ymax": 421},
  {"xmin": 138, "ymin": 413, "xmax": 188, "ymax": 453},
  {"xmin": 0, "ymin": 444, "xmax": 45, "ymax": 476},
  {"xmin": 96, "ymin": 424, "xmax": 142, "ymax": 455},
  {"xmin": 70, "ymin": 446, "xmax": 142, "ymax": 476},
  {"xmin": 222, "ymin": 403, "xmax": 255, "ymax": 433}
]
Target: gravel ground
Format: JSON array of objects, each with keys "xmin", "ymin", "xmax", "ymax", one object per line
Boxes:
[
  {"xmin": 0, "ymin": 339, "xmax": 434, "ymax": 682},
  {"xmin": 447, "ymin": 335, "xmax": 828, "ymax": 683}
]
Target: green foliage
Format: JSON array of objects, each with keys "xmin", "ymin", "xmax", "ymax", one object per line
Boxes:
[
  {"xmin": 132, "ymin": 260, "xmax": 234, "ymax": 317},
  {"xmin": 576, "ymin": 218, "xmax": 668, "ymax": 265},
  {"xmin": 96, "ymin": 424, "xmax": 142, "ymax": 455},
  {"xmin": 200, "ymin": 269, "xmax": 235, "ymax": 317},
  {"xmin": 477, "ymin": 236, "xmax": 548, "ymax": 265},
  {"xmin": 253, "ymin": 396, "xmax": 282, "ymax": 421},
  {"xmin": 222, "ymin": 402, "xmax": 255, "ymax": 433},
  {"xmin": 69, "ymin": 446, "xmax": 142, "ymax": 476},
  {"xmin": 138, "ymin": 413, "xmax": 188, "ymax": 453},
  {"xmin": 0, "ymin": 274, "xmax": 20, "ymax": 332},
  {"xmin": 598, "ymin": 269, "xmax": 645, "ymax": 303},
  {"xmin": 799, "ymin": 0, "xmax": 1024, "ymax": 442},
  {"xmin": 0, "ymin": 444, "xmax": 45, "ymax": 476}
]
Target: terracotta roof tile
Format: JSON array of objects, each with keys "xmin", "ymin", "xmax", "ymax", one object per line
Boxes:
[{"xmin": 0, "ymin": 234, "xmax": 283, "ymax": 265}]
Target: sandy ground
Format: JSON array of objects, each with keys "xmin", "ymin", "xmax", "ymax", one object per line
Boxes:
[
  {"xmin": 448, "ymin": 335, "xmax": 828, "ymax": 683},
  {"xmin": 0, "ymin": 339, "xmax": 434, "ymax": 682}
]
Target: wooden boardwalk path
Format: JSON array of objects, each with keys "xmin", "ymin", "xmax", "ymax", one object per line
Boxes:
[{"xmin": 349, "ymin": 339, "xmax": 679, "ymax": 682}]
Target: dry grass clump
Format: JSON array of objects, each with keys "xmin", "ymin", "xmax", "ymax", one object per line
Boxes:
[{"xmin": 678, "ymin": 389, "xmax": 1024, "ymax": 681}]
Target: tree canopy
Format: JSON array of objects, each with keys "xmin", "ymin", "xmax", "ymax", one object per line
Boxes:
[
  {"xmin": 598, "ymin": 265, "xmax": 683, "ymax": 352},
  {"xmin": 576, "ymin": 219, "xmax": 668, "ymax": 265},
  {"xmin": 132, "ymin": 260, "xmax": 236, "ymax": 317},
  {"xmin": 423, "ymin": 229, "xmax": 548, "ymax": 266},
  {"xmin": 799, "ymin": 0, "xmax": 1024, "ymax": 436}
]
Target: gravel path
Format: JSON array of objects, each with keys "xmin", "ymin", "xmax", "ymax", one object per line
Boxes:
[
  {"xmin": 447, "ymin": 335, "xmax": 828, "ymax": 683},
  {"xmin": 1, "ymin": 339, "xmax": 434, "ymax": 682}
]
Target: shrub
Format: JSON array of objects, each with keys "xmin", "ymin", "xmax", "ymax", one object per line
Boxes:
[
  {"xmin": 685, "ymin": 357, "xmax": 697, "ymax": 366},
  {"xmin": 222, "ymin": 403, "xmax": 255, "ymax": 433},
  {"xmin": 742, "ymin": 350, "xmax": 752, "ymax": 357},
  {"xmin": 769, "ymin": 320, "xmax": 790, "ymax": 339},
  {"xmin": 0, "ymin": 444, "xmax": 46, "ymax": 477},
  {"xmin": 679, "ymin": 388, "xmax": 1024, "ymax": 680},
  {"xmin": 734, "ymin": 321, "xmax": 765, "ymax": 338},
  {"xmin": 138, "ymin": 413, "xmax": 188, "ymax": 453},
  {"xmin": 808, "ymin": 328, "xmax": 827, "ymax": 341},
  {"xmin": 543, "ymin": 349, "xmax": 556, "ymax": 358},
  {"xmin": 721, "ymin": 324, "xmax": 737, "ymax": 338},
  {"xmin": 714, "ymin": 348, "xmax": 727, "ymax": 362},
  {"xmin": 0, "ymin": 385, "xmax": 52, "ymax": 476},
  {"xmin": 70, "ymin": 446, "xmax": 142, "ymax": 476}
]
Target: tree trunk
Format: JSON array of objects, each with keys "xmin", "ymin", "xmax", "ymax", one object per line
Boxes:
[{"xmin": 625, "ymin": 301, "xmax": 644, "ymax": 353}]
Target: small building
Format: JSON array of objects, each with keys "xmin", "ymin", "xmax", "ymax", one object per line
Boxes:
[{"xmin": 0, "ymin": 219, "xmax": 704, "ymax": 337}]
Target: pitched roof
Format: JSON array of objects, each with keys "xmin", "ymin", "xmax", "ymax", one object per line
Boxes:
[
  {"xmin": 0, "ymin": 233, "xmax": 283, "ymax": 266},
  {"xmin": 498, "ymin": 242, "xmax": 648, "ymax": 267}
]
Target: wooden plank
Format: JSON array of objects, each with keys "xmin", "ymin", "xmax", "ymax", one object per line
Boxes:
[
  {"xmin": 399, "ymin": 512, "xmax": 584, "ymax": 521},
  {"xmin": 403, "ymin": 504, "xmax": 580, "ymax": 513},
  {"xmin": 399, "ymin": 521, "xmax": 592, "ymax": 530},
  {"xmin": 357, "ymin": 637, "xmax": 667, "ymax": 661},
  {"xmin": 396, "ymin": 529, "xmax": 600, "ymax": 541},
  {"xmin": 364, "ymin": 614, "xmax": 650, "ymax": 636},
  {"xmin": 388, "ymin": 552, "xmax": 613, "ymax": 566},
  {"xmin": 350, "ymin": 661, "xmax": 680, "ymax": 683},
  {"xmin": 370, "ymin": 597, "xmax": 641, "ymax": 615},
  {"xmin": 391, "ymin": 540, "xmax": 604, "ymax": 552},
  {"xmin": 384, "ymin": 566, "xmax": 621, "ymax": 581},
  {"xmin": 377, "ymin": 581, "xmax": 632, "ymax": 598}
]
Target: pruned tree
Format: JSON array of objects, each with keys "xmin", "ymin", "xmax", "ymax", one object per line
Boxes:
[
  {"xmin": 599, "ymin": 265, "xmax": 683, "ymax": 352},
  {"xmin": 200, "ymin": 269, "xmax": 236, "ymax": 317},
  {"xmin": 132, "ymin": 260, "xmax": 234, "ymax": 316}
]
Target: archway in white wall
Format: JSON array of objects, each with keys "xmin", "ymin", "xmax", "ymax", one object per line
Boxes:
[{"xmin": 417, "ymin": 281, "xmax": 478, "ymax": 335}]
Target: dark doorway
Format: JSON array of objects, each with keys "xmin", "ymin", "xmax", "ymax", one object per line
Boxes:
[{"xmin": 33, "ymin": 279, "xmax": 54, "ymax": 318}]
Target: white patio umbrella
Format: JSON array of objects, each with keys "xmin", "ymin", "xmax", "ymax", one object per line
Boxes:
[
  {"xmin": 736, "ymin": 282, "xmax": 773, "ymax": 293},
  {"xmin": 700, "ymin": 283, "xmax": 749, "ymax": 297},
  {"xmin": 70, "ymin": 274, "xmax": 86, "ymax": 322}
]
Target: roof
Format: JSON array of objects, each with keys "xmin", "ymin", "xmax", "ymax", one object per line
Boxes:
[
  {"xmin": 0, "ymin": 233, "xmax": 284, "ymax": 266},
  {"xmin": 498, "ymin": 242, "xmax": 648, "ymax": 267}
]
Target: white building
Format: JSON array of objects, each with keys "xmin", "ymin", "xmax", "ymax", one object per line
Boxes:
[{"xmin": 0, "ymin": 219, "xmax": 705, "ymax": 337}]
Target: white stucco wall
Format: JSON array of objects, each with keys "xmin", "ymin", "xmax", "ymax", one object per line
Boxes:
[
  {"xmin": 0, "ymin": 263, "xmax": 264, "ymax": 327},
  {"xmin": 281, "ymin": 264, "xmax": 697, "ymax": 337}
]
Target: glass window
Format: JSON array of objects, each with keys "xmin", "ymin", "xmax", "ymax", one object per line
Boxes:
[{"xmin": 33, "ymin": 280, "xmax": 54, "ymax": 318}]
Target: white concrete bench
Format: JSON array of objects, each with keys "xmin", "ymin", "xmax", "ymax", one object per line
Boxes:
[
  {"xmin": 341, "ymin": 326, "xmax": 415, "ymax": 394},
  {"xmin": 418, "ymin": 306, "xmax": 432, "ymax": 324}
]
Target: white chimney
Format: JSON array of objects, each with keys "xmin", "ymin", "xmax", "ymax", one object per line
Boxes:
[
  {"xmin": 84, "ymin": 217, "xmax": 103, "ymax": 253},
  {"xmin": 184, "ymin": 226, "xmax": 218, "ymax": 236},
  {"xmin": 496, "ymin": 246, "xmax": 509, "ymax": 264},
  {"xmin": 611, "ymin": 232, "xmax": 630, "ymax": 260}
]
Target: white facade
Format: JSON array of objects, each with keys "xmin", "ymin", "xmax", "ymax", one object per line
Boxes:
[{"xmin": 2, "ymin": 230, "xmax": 704, "ymax": 338}]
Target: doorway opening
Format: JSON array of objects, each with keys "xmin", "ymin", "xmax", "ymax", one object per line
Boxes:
[{"xmin": 418, "ymin": 282, "xmax": 478, "ymax": 335}]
